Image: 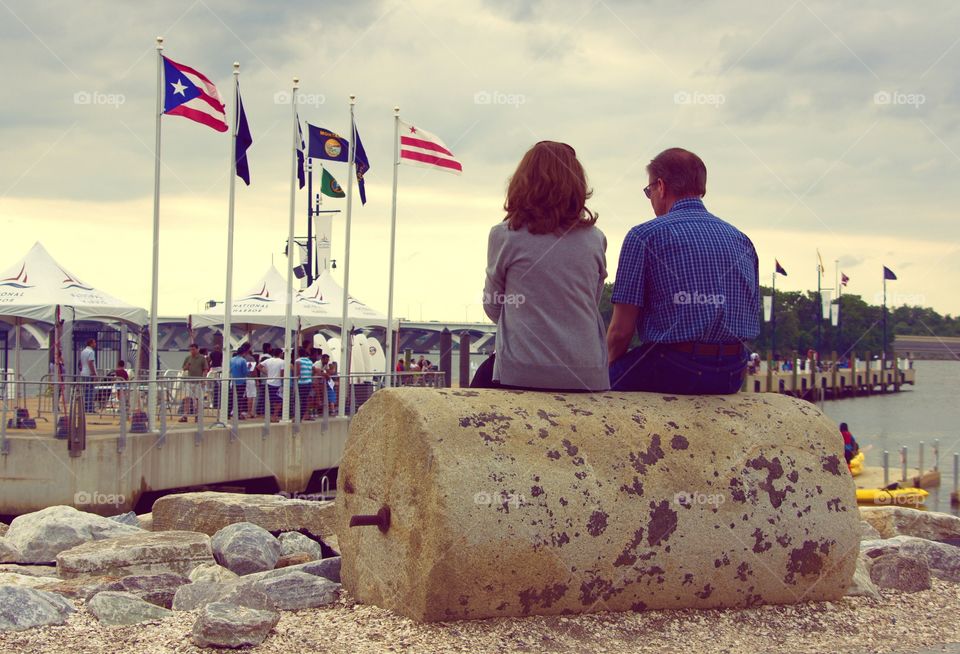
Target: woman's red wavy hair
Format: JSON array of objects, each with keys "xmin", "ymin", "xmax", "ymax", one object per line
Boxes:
[{"xmin": 504, "ymin": 141, "xmax": 597, "ymax": 234}]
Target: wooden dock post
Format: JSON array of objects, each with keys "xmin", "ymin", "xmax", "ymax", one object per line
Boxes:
[
  {"xmin": 766, "ymin": 352, "xmax": 773, "ymax": 393},
  {"xmin": 865, "ymin": 351, "xmax": 872, "ymax": 396},
  {"xmin": 459, "ymin": 331, "xmax": 471, "ymax": 388},
  {"xmin": 439, "ymin": 329, "xmax": 452, "ymax": 388},
  {"xmin": 790, "ymin": 350, "xmax": 798, "ymax": 397},
  {"xmin": 892, "ymin": 348, "xmax": 900, "ymax": 393},
  {"xmin": 830, "ymin": 350, "xmax": 838, "ymax": 399}
]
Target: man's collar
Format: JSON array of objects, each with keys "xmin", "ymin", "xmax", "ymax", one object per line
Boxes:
[{"xmin": 667, "ymin": 197, "xmax": 706, "ymax": 214}]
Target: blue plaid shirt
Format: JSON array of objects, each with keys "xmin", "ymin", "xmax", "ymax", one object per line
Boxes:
[{"xmin": 611, "ymin": 198, "xmax": 759, "ymax": 344}]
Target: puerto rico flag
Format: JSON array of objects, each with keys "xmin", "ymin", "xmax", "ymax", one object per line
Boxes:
[
  {"xmin": 399, "ymin": 120, "xmax": 462, "ymax": 174},
  {"xmin": 162, "ymin": 56, "xmax": 228, "ymax": 132},
  {"xmin": 841, "ymin": 272, "xmax": 849, "ymax": 286}
]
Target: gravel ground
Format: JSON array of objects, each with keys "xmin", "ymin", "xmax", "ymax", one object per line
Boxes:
[{"xmin": 1, "ymin": 582, "xmax": 959, "ymax": 654}]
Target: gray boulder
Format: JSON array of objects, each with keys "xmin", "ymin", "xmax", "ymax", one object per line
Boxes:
[
  {"xmin": 253, "ymin": 556, "xmax": 341, "ymax": 584},
  {"xmin": 869, "ymin": 553, "xmax": 932, "ymax": 592},
  {"xmin": 108, "ymin": 512, "xmax": 141, "ymax": 528},
  {"xmin": 191, "ymin": 601, "xmax": 279, "ymax": 649},
  {"xmin": 56, "ymin": 530, "xmax": 213, "ymax": 579},
  {"xmin": 0, "ymin": 564, "xmax": 58, "ymax": 578},
  {"xmin": 172, "ymin": 580, "xmax": 275, "ymax": 612},
  {"xmin": 0, "ymin": 573, "xmax": 56, "ymax": 589},
  {"xmin": 252, "ymin": 571, "xmax": 339, "ymax": 610},
  {"xmin": 0, "ymin": 586, "xmax": 74, "ymax": 632},
  {"xmin": 137, "ymin": 513, "xmax": 153, "ymax": 531},
  {"xmin": 845, "ymin": 554, "xmax": 881, "ymax": 600},
  {"xmin": 105, "ymin": 573, "xmax": 189, "ymax": 609},
  {"xmin": 861, "ymin": 535, "xmax": 960, "ymax": 582},
  {"xmin": 211, "ymin": 522, "xmax": 281, "ymax": 576},
  {"xmin": 860, "ymin": 506, "xmax": 960, "ymax": 540},
  {"xmin": 0, "ymin": 537, "xmax": 20, "ymax": 563},
  {"xmin": 188, "ymin": 562, "xmax": 238, "ymax": 584},
  {"xmin": 87, "ymin": 591, "xmax": 172, "ymax": 625},
  {"xmin": 6, "ymin": 506, "xmax": 142, "ymax": 563},
  {"xmin": 860, "ymin": 521, "xmax": 881, "ymax": 541},
  {"xmin": 39, "ymin": 572, "xmax": 188, "ymax": 607},
  {"xmin": 278, "ymin": 532, "xmax": 324, "ymax": 561}
]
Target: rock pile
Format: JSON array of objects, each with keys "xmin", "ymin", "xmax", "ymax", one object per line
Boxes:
[
  {"xmin": 848, "ymin": 505, "xmax": 960, "ymax": 598},
  {"xmin": 0, "ymin": 493, "xmax": 341, "ymax": 648}
]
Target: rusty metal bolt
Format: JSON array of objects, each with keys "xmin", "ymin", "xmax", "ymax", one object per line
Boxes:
[{"xmin": 349, "ymin": 506, "xmax": 391, "ymax": 533}]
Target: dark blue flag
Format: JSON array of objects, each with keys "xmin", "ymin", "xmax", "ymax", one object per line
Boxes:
[
  {"xmin": 883, "ymin": 266, "xmax": 897, "ymax": 281},
  {"xmin": 775, "ymin": 259, "xmax": 787, "ymax": 276},
  {"xmin": 353, "ymin": 119, "xmax": 370, "ymax": 205},
  {"xmin": 296, "ymin": 114, "xmax": 305, "ymax": 190},
  {"xmin": 307, "ymin": 124, "xmax": 348, "ymax": 162},
  {"xmin": 235, "ymin": 84, "xmax": 252, "ymax": 185}
]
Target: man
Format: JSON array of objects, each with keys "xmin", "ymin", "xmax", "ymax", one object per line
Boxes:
[
  {"xmin": 258, "ymin": 346, "xmax": 286, "ymax": 422},
  {"xmin": 79, "ymin": 338, "xmax": 97, "ymax": 412},
  {"xmin": 228, "ymin": 343, "xmax": 251, "ymax": 419},
  {"xmin": 179, "ymin": 343, "xmax": 209, "ymax": 422},
  {"xmin": 607, "ymin": 148, "xmax": 759, "ymax": 394},
  {"xmin": 208, "ymin": 345, "xmax": 224, "ymax": 409}
]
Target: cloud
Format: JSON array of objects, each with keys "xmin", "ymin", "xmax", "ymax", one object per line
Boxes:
[{"xmin": 2, "ymin": 0, "xmax": 960, "ymax": 318}]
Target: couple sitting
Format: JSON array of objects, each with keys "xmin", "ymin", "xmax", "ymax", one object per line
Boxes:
[{"xmin": 472, "ymin": 143, "xmax": 760, "ymax": 394}]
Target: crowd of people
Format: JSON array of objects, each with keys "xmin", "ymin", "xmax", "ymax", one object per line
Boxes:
[{"xmin": 178, "ymin": 340, "xmax": 339, "ymax": 422}]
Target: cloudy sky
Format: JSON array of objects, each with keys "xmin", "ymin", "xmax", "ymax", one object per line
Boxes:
[{"xmin": 2, "ymin": 0, "xmax": 959, "ymax": 322}]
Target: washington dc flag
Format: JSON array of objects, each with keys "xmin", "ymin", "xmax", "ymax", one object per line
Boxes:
[{"xmin": 398, "ymin": 120, "xmax": 462, "ymax": 174}]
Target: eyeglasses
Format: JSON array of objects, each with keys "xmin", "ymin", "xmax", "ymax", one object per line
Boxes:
[{"xmin": 643, "ymin": 180, "xmax": 660, "ymax": 199}]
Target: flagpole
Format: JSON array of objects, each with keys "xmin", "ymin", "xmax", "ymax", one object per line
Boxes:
[
  {"xmin": 282, "ymin": 78, "xmax": 299, "ymax": 422},
  {"xmin": 306, "ymin": 156, "xmax": 314, "ymax": 286},
  {"xmin": 148, "ymin": 36, "xmax": 164, "ymax": 432},
  {"xmin": 771, "ymin": 271, "xmax": 776, "ymax": 359},
  {"xmin": 836, "ymin": 260, "xmax": 842, "ymax": 356},
  {"xmin": 385, "ymin": 106, "xmax": 400, "ymax": 388},
  {"xmin": 816, "ymin": 259, "xmax": 822, "ymax": 357},
  {"xmin": 882, "ymin": 274, "xmax": 887, "ymax": 365},
  {"xmin": 338, "ymin": 95, "xmax": 357, "ymax": 416},
  {"xmin": 218, "ymin": 62, "xmax": 240, "ymax": 425}
]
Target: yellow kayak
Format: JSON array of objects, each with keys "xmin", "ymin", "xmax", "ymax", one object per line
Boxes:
[
  {"xmin": 856, "ymin": 487, "xmax": 928, "ymax": 506},
  {"xmin": 848, "ymin": 451, "xmax": 864, "ymax": 477}
]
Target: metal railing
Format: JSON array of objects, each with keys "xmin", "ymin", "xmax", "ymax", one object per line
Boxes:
[{"xmin": 0, "ymin": 370, "xmax": 447, "ymax": 455}]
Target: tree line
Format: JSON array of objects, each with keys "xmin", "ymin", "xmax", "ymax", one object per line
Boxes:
[{"xmin": 598, "ymin": 283, "xmax": 960, "ymax": 358}]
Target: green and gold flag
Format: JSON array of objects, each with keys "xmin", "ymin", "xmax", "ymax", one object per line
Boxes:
[{"xmin": 320, "ymin": 167, "xmax": 345, "ymax": 198}]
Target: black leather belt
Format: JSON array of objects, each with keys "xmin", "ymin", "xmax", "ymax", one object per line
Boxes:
[{"xmin": 667, "ymin": 342, "xmax": 743, "ymax": 356}]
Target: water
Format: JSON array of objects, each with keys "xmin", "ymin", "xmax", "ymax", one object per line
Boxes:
[{"xmin": 822, "ymin": 360, "xmax": 960, "ymax": 515}]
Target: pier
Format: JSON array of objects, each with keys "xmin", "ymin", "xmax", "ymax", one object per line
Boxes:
[{"xmin": 741, "ymin": 352, "xmax": 915, "ymax": 401}]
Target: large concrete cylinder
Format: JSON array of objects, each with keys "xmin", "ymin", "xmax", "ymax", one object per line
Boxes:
[{"xmin": 336, "ymin": 388, "xmax": 858, "ymax": 622}]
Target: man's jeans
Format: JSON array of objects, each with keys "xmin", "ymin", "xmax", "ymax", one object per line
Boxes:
[
  {"xmin": 610, "ymin": 344, "xmax": 747, "ymax": 394},
  {"xmin": 82, "ymin": 378, "xmax": 95, "ymax": 413}
]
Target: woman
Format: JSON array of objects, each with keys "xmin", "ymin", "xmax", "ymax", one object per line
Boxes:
[{"xmin": 473, "ymin": 141, "xmax": 609, "ymax": 391}]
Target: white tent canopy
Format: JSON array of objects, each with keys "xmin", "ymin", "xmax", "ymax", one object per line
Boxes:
[
  {"xmin": 0, "ymin": 241, "xmax": 147, "ymax": 326},
  {"xmin": 192, "ymin": 266, "xmax": 390, "ymax": 331},
  {"xmin": 296, "ymin": 270, "xmax": 389, "ymax": 329}
]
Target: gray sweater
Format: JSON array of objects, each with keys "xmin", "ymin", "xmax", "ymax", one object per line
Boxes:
[{"xmin": 483, "ymin": 221, "xmax": 610, "ymax": 391}]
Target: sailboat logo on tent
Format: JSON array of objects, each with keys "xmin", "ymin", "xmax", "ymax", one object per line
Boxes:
[
  {"xmin": 239, "ymin": 284, "xmax": 274, "ymax": 302},
  {"xmin": 60, "ymin": 268, "xmax": 93, "ymax": 291},
  {"xmin": 0, "ymin": 265, "xmax": 33, "ymax": 289},
  {"xmin": 298, "ymin": 287, "xmax": 328, "ymax": 306}
]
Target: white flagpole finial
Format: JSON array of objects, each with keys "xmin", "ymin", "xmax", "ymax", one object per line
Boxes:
[
  {"xmin": 233, "ymin": 62, "xmax": 240, "ymax": 73},
  {"xmin": 350, "ymin": 94, "xmax": 356, "ymax": 105},
  {"xmin": 156, "ymin": 36, "xmax": 164, "ymax": 47},
  {"xmin": 293, "ymin": 77, "xmax": 299, "ymax": 90}
]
